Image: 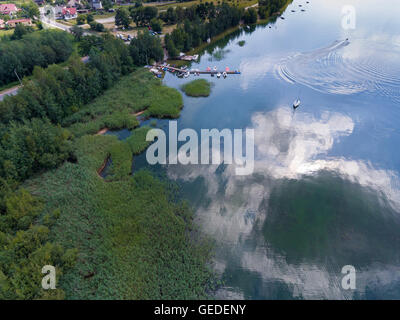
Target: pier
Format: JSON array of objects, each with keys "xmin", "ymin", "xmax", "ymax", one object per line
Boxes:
[{"xmin": 156, "ymin": 64, "xmax": 241, "ymax": 75}]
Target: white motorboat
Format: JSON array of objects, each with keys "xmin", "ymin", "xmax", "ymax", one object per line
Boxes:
[
  {"xmin": 217, "ymin": 72, "xmax": 221, "ymax": 78},
  {"xmin": 293, "ymin": 99, "xmax": 301, "ymax": 109}
]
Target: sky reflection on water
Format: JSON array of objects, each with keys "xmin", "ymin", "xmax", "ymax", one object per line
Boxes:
[{"xmin": 131, "ymin": 0, "xmax": 400, "ymax": 299}]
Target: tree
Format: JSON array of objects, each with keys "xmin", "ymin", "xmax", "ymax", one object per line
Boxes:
[
  {"xmin": 258, "ymin": 6, "xmax": 267, "ymax": 19},
  {"xmin": 102, "ymin": 0, "xmax": 113, "ymax": 11},
  {"xmin": 76, "ymin": 15, "xmax": 86, "ymax": 25},
  {"xmin": 129, "ymin": 31, "xmax": 163, "ymax": 65},
  {"xmin": 21, "ymin": 3, "xmax": 40, "ymax": 19},
  {"xmin": 150, "ymin": 18, "xmax": 162, "ymax": 33},
  {"xmin": 130, "ymin": 6, "xmax": 144, "ymax": 27},
  {"xmin": 115, "ymin": 8, "xmax": 131, "ymax": 29},
  {"xmin": 78, "ymin": 35, "xmax": 105, "ymax": 56},
  {"xmin": 143, "ymin": 6, "xmax": 158, "ymax": 24},
  {"xmin": 165, "ymin": 34, "xmax": 179, "ymax": 58},
  {"xmin": 71, "ymin": 25, "xmax": 84, "ymax": 40},
  {"xmin": 90, "ymin": 22, "xmax": 105, "ymax": 32},
  {"xmin": 243, "ymin": 8, "xmax": 257, "ymax": 24},
  {"xmin": 166, "ymin": 7, "xmax": 177, "ymax": 24},
  {"xmin": 10, "ymin": 24, "xmax": 33, "ymax": 40},
  {"xmin": 86, "ymin": 14, "xmax": 94, "ymax": 24},
  {"xmin": 0, "ymin": 30, "xmax": 74, "ymax": 87}
]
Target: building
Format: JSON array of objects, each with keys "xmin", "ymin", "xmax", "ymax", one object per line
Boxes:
[
  {"xmin": 91, "ymin": 0, "xmax": 103, "ymax": 10},
  {"xmin": 6, "ymin": 18, "xmax": 32, "ymax": 28},
  {"xmin": 62, "ymin": 7, "xmax": 77, "ymax": 19},
  {"xmin": 66, "ymin": 0, "xmax": 82, "ymax": 8},
  {"xmin": 0, "ymin": 19, "xmax": 5, "ymax": 29},
  {"xmin": 54, "ymin": 6, "xmax": 77, "ymax": 20},
  {"xmin": 0, "ymin": 3, "xmax": 18, "ymax": 15}
]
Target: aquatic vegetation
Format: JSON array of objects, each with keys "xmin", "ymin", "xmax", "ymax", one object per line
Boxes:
[
  {"xmin": 237, "ymin": 40, "xmax": 246, "ymax": 47},
  {"xmin": 107, "ymin": 141, "xmax": 132, "ymax": 181},
  {"xmin": 16, "ymin": 67, "xmax": 216, "ymax": 299},
  {"xmin": 146, "ymin": 85, "xmax": 184, "ymax": 118},
  {"xmin": 181, "ymin": 79, "xmax": 212, "ymax": 97},
  {"xmin": 126, "ymin": 126, "xmax": 153, "ymax": 155},
  {"xmin": 64, "ymin": 69, "xmax": 183, "ymax": 137},
  {"xmin": 24, "ymin": 129, "xmax": 217, "ymax": 299}
]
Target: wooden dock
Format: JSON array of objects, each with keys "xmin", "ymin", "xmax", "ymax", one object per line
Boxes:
[{"xmin": 157, "ymin": 65, "xmax": 241, "ymax": 75}]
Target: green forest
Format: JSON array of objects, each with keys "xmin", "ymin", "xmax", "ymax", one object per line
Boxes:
[
  {"xmin": 0, "ymin": 30, "xmax": 216, "ymax": 299},
  {"xmin": 0, "ymin": 28, "xmax": 74, "ymax": 87}
]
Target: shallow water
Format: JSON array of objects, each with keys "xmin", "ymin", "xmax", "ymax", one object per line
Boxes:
[{"xmin": 134, "ymin": 0, "xmax": 400, "ymax": 299}]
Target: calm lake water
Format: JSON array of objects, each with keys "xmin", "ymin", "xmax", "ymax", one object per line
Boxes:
[{"xmin": 133, "ymin": 0, "xmax": 400, "ymax": 299}]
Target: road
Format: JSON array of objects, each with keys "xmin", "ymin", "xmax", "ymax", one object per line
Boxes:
[
  {"xmin": 245, "ymin": 3, "xmax": 259, "ymax": 9},
  {"xmin": 39, "ymin": 7, "xmax": 72, "ymax": 32},
  {"xmin": 95, "ymin": 16, "xmax": 115, "ymax": 24},
  {"xmin": 0, "ymin": 86, "xmax": 20, "ymax": 102}
]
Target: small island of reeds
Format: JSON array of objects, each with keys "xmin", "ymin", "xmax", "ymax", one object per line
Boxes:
[{"xmin": 181, "ymin": 79, "xmax": 211, "ymax": 97}]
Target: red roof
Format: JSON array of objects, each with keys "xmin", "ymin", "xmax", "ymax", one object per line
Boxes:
[
  {"xmin": 62, "ymin": 7, "xmax": 77, "ymax": 15},
  {"xmin": 0, "ymin": 4, "xmax": 18, "ymax": 14},
  {"xmin": 7, "ymin": 18, "xmax": 31, "ymax": 23}
]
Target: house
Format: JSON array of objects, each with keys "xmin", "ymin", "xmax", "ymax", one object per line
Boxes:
[
  {"xmin": 0, "ymin": 3, "xmax": 18, "ymax": 15},
  {"xmin": 54, "ymin": 6, "xmax": 63, "ymax": 18},
  {"xmin": 67, "ymin": 0, "xmax": 81, "ymax": 8},
  {"xmin": 91, "ymin": 0, "xmax": 103, "ymax": 10},
  {"xmin": 61, "ymin": 7, "xmax": 77, "ymax": 20},
  {"xmin": 0, "ymin": 19, "xmax": 5, "ymax": 29},
  {"xmin": 6, "ymin": 18, "xmax": 32, "ymax": 28}
]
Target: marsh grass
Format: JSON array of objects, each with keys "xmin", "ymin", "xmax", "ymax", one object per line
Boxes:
[
  {"xmin": 64, "ymin": 69, "xmax": 183, "ymax": 137},
  {"xmin": 22, "ymin": 69, "xmax": 218, "ymax": 299},
  {"xmin": 181, "ymin": 79, "xmax": 211, "ymax": 97}
]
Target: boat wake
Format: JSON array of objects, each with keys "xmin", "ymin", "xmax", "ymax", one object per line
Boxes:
[{"xmin": 274, "ymin": 39, "xmax": 400, "ymax": 102}]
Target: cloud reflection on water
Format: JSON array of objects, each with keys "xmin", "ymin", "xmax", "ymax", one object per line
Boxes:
[{"xmin": 167, "ymin": 107, "xmax": 400, "ymax": 299}]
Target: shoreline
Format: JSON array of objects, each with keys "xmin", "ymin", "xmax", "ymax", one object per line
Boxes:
[{"xmin": 174, "ymin": 0, "xmax": 293, "ymax": 59}]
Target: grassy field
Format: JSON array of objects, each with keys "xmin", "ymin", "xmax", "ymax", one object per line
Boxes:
[
  {"xmin": 0, "ymin": 29, "xmax": 14, "ymax": 39},
  {"xmin": 23, "ymin": 68, "xmax": 218, "ymax": 299},
  {"xmin": 181, "ymin": 79, "xmax": 211, "ymax": 97},
  {"xmin": 0, "ymin": 0, "xmax": 31, "ymax": 6}
]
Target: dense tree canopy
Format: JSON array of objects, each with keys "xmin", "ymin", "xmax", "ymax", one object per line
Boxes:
[
  {"xmin": 130, "ymin": 6, "xmax": 158, "ymax": 27},
  {"xmin": 129, "ymin": 31, "xmax": 164, "ymax": 65},
  {"xmin": 0, "ymin": 183, "xmax": 77, "ymax": 300},
  {"xmin": 243, "ymin": 7, "xmax": 258, "ymax": 24},
  {"xmin": 0, "ymin": 30, "xmax": 74, "ymax": 86},
  {"xmin": 259, "ymin": 0, "xmax": 290, "ymax": 16},
  {"xmin": 115, "ymin": 7, "xmax": 131, "ymax": 29},
  {"xmin": 164, "ymin": 3, "xmax": 242, "ymax": 57}
]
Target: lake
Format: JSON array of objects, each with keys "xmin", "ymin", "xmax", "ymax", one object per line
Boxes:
[{"xmin": 133, "ymin": 0, "xmax": 400, "ymax": 299}]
